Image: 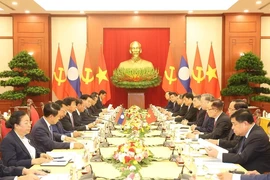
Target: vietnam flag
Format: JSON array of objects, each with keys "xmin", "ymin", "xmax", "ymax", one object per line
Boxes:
[
  {"xmin": 205, "ymin": 44, "xmax": 221, "ymax": 98},
  {"xmin": 80, "ymin": 46, "xmax": 95, "ymax": 94},
  {"xmin": 52, "ymin": 46, "xmax": 68, "ymax": 100},
  {"xmin": 162, "ymin": 43, "xmax": 177, "ymax": 92},
  {"xmin": 66, "ymin": 45, "xmax": 81, "ymax": 98},
  {"xmin": 94, "ymin": 45, "xmax": 111, "ymax": 103},
  {"xmin": 146, "ymin": 108, "xmax": 156, "ymax": 124},
  {"xmin": 190, "ymin": 44, "xmax": 205, "ymax": 95}
]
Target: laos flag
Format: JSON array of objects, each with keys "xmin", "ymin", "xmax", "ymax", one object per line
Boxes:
[{"xmin": 66, "ymin": 46, "xmax": 81, "ymax": 98}]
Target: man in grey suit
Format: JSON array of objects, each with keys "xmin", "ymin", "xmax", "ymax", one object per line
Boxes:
[{"xmin": 31, "ymin": 102, "xmax": 84, "ymax": 153}]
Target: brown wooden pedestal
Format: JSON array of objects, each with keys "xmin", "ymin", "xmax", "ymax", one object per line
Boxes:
[{"xmin": 127, "ymin": 90, "xmax": 145, "ymax": 109}]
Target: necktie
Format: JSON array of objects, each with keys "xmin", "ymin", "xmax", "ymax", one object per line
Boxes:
[
  {"xmin": 70, "ymin": 114, "xmax": 75, "ymax": 128},
  {"xmin": 49, "ymin": 126, "xmax": 53, "ymax": 140},
  {"xmin": 237, "ymin": 137, "xmax": 246, "ymax": 154}
]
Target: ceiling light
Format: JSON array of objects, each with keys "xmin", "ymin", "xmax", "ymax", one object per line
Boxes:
[
  {"xmin": 134, "ymin": 11, "xmax": 139, "ymax": 14},
  {"xmin": 256, "ymin": 1, "xmax": 262, "ymax": 4},
  {"xmin": 25, "ymin": 10, "xmax": 30, "ymax": 13},
  {"xmin": 188, "ymin": 10, "xmax": 193, "ymax": 13},
  {"xmin": 244, "ymin": 9, "xmax": 249, "ymax": 13},
  {"xmin": 0, "ymin": 8, "xmax": 3, "ymax": 11},
  {"xmin": 12, "ymin": 1, "xmax": 18, "ymax": 5},
  {"xmin": 34, "ymin": 0, "xmax": 238, "ymax": 11},
  {"xmin": 28, "ymin": 52, "xmax": 34, "ymax": 56}
]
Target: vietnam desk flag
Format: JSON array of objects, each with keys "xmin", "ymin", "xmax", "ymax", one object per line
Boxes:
[
  {"xmin": 162, "ymin": 43, "xmax": 177, "ymax": 92},
  {"xmin": 190, "ymin": 44, "xmax": 205, "ymax": 95},
  {"xmin": 94, "ymin": 45, "xmax": 111, "ymax": 103},
  {"xmin": 177, "ymin": 55, "xmax": 192, "ymax": 94},
  {"xmin": 146, "ymin": 108, "xmax": 156, "ymax": 124},
  {"xmin": 205, "ymin": 44, "xmax": 221, "ymax": 98},
  {"xmin": 52, "ymin": 46, "xmax": 68, "ymax": 100},
  {"xmin": 66, "ymin": 45, "xmax": 81, "ymax": 98},
  {"xmin": 80, "ymin": 46, "xmax": 95, "ymax": 94}
]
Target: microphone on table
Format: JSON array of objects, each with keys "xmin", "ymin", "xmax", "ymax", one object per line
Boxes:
[{"xmin": 177, "ymin": 163, "xmax": 192, "ymax": 180}]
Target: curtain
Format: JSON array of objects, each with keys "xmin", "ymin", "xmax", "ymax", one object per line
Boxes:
[{"xmin": 103, "ymin": 28, "xmax": 170, "ymax": 108}]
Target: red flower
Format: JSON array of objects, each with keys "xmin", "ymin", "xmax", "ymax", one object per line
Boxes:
[
  {"xmin": 129, "ymin": 148, "xmax": 135, "ymax": 152},
  {"xmin": 124, "ymin": 156, "xmax": 131, "ymax": 163}
]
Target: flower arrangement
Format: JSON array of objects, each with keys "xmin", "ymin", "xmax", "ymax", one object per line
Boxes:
[
  {"xmin": 111, "ymin": 67, "xmax": 161, "ymax": 89},
  {"xmin": 122, "ymin": 105, "xmax": 150, "ymax": 137},
  {"xmin": 112, "ymin": 139, "xmax": 153, "ymax": 179}
]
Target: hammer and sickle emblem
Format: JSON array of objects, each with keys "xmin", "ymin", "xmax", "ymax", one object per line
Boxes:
[
  {"xmin": 192, "ymin": 66, "xmax": 205, "ymax": 83},
  {"xmin": 81, "ymin": 68, "xmax": 94, "ymax": 85},
  {"xmin": 164, "ymin": 66, "xmax": 177, "ymax": 85},
  {"xmin": 53, "ymin": 67, "xmax": 66, "ymax": 86}
]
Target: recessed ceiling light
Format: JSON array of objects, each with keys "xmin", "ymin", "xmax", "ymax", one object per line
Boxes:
[
  {"xmin": 188, "ymin": 10, "xmax": 193, "ymax": 13},
  {"xmin": 0, "ymin": 8, "xmax": 3, "ymax": 11},
  {"xmin": 25, "ymin": 10, "xmax": 30, "ymax": 13},
  {"xmin": 80, "ymin": 10, "xmax": 84, "ymax": 14},
  {"xmin": 12, "ymin": 1, "xmax": 18, "ymax": 5},
  {"xmin": 256, "ymin": 1, "xmax": 262, "ymax": 4},
  {"xmin": 244, "ymin": 9, "xmax": 249, "ymax": 13},
  {"xmin": 134, "ymin": 11, "xmax": 139, "ymax": 14}
]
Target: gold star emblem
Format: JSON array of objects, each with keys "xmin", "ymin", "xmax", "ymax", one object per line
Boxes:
[
  {"xmin": 96, "ymin": 67, "xmax": 108, "ymax": 84},
  {"xmin": 206, "ymin": 65, "xmax": 217, "ymax": 82}
]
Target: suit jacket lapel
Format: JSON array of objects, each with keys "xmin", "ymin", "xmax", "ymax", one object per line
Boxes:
[{"xmin": 11, "ymin": 130, "xmax": 31, "ymax": 158}]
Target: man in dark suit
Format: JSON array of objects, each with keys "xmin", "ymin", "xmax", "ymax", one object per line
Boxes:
[
  {"xmin": 207, "ymin": 109, "xmax": 270, "ymax": 174},
  {"xmin": 164, "ymin": 91, "xmax": 174, "ymax": 110},
  {"xmin": 95, "ymin": 90, "xmax": 106, "ymax": 110},
  {"xmin": 187, "ymin": 95, "xmax": 205, "ymax": 126},
  {"xmin": 207, "ymin": 100, "xmax": 247, "ymax": 149},
  {"xmin": 80, "ymin": 94, "xmax": 98, "ymax": 124},
  {"xmin": 171, "ymin": 94, "xmax": 188, "ymax": 117},
  {"xmin": 0, "ymin": 161, "xmax": 45, "ymax": 180},
  {"xmin": 191, "ymin": 93, "xmax": 215, "ymax": 133},
  {"xmin": 175, "ymin": 93, "xmax": 198, "ymax": 123},
  {"xmin": 52, "ymin": 100, "xmax": 82, "ymax": 138},
  {"xmin": 61, "ymin": 97, "xmax": 95, "ymax": 131},
  {"xmin": 31, "ymin": 102, "xmax": 84, "ymax": 153},
  {"xmin": 187, "ymin": 99, "xmax": 231, "ymax": 139}
]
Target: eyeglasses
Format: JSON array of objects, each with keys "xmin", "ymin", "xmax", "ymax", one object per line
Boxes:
[{"xmin": 207, "ymin": 108, "xmax": 216, "ymax": 111}]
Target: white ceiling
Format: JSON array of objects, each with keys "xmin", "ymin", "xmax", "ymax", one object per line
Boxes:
[{"xmin": 0, "ymin": 0, "xmax": 270, "ymax": 14}]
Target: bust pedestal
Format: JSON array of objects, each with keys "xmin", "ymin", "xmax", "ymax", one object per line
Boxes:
[{"xmin": 127, "ymin": 89, "xmax": 145, "ymax": 109}]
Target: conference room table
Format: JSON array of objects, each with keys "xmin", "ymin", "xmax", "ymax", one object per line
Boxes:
[{"xmin": 31, "ymin": 128, "xmax": 246, "ymax": 180}]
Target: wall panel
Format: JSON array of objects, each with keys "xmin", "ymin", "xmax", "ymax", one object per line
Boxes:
[{"xmin": 12, "ymin": 15, "xmax": 50, "ymax": 110}]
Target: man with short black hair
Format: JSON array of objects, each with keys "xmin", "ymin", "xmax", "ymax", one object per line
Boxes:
[
  {"xmin": 207, "ymin": 109, "xmax": 270, "ymax": 174},
  {"xmin": 95, "ymin": 90, "xmax": 106, "ymax": 109}
]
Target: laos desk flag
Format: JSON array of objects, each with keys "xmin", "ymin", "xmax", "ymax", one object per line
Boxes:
[{"xmin": 117, "ymin": 112, "xmax": 125, "ymax": 125}]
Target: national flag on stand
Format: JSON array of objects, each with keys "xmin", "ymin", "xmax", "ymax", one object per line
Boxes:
[
  {"xmin": 190, "ymin": 44, "xmax": 205, "ymax": 95},
  {"xmin": 80, "ymin": 46, "xmax": 95, "ymax": 94},
  {"xmin": 114, "ymin": 107, "xmax": 123, "ymax": 123},
  {"xmin": 52, "ymin": 46, "xmax": 68, "ymax": 100},
  {"xmin": 66, "ymin": 45, "xmax": 81, "ymax": 97},
  {"xmin": 117, "ymin": 111, "xmax": 126, "ymax": 125},
  {"xmin": 177, "ymin": 55, "xmax": 192, "ymax": 94},
  {"xmin": 205, "ymin": 44, "xmax": 221, "ymax": 98},
  {"xmin": 146, "ymin": 108, "xmax": 156, "ymax": 124},
  {"xmin": 162, "ymin": 43, "xmax": 177, "ymax": 92},
  {"xmin": 94, "ymin": 45, "xmax": 111, "ymax": 103}
]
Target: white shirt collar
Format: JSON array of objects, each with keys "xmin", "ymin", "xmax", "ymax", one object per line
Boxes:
[
  {"xmin": 43, "ymin": 116, "xmax": 51, "ymax": 129},
  {"xmin": 245, "ymin": 123, "xmax": 255, "ymax": 138},
  {"xmin": 215, "ymin": 112, "xmax": 223, "ymax": 122}
]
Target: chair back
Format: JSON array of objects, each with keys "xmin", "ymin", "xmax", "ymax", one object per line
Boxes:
[
  {"xmin": 30, "ymin": 105, "xmax": 40, "ymax": 127},
  {"xmin": 1, "ymin": 119, "xmax": 11, "ymax": 138}
]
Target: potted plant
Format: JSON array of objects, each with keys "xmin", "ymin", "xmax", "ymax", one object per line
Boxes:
[
  {"xmin": 0, "ymin": 51, "xmax": 50, "ymax": 105},
  {"xmin": 221, "ymin": 52, "xmax": 270, "ymax": 103}
]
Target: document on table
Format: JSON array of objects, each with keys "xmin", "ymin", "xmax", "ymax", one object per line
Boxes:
[{"xmin": 198, "ymin": 138, "xmax": 228, "ymax": 153}]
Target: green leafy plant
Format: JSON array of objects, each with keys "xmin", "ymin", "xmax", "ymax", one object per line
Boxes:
[
  {"xmin": 221, "ymin": 52, "xmax": 270, "ymax": 102},
  {"xmin": 0, "ymin": 51, "xmax": 50, "ymax": 103},
  {"xmin": 111, "ymin": 67, "xmax": 161, "ymax": 89}
]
